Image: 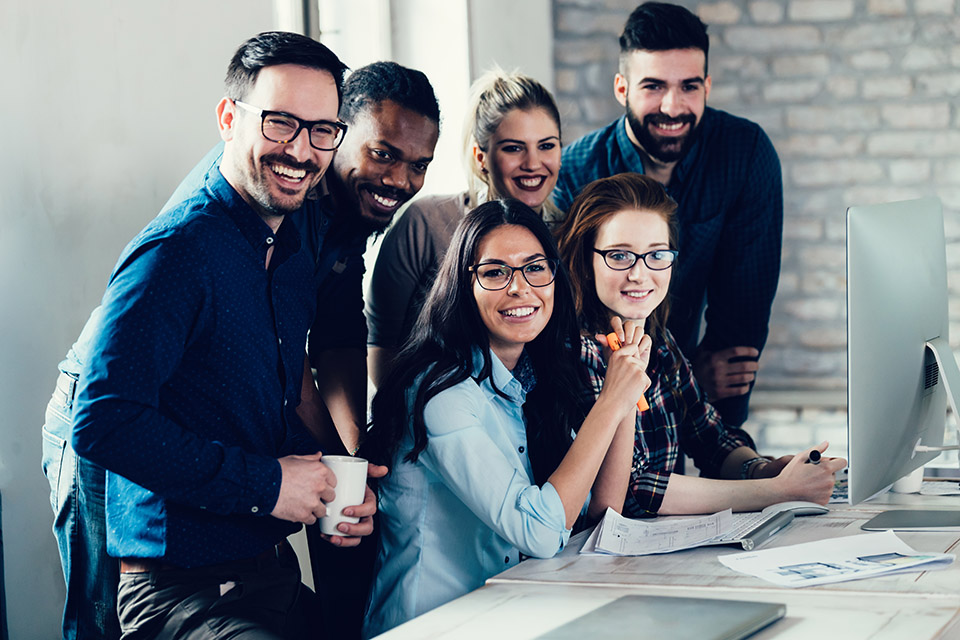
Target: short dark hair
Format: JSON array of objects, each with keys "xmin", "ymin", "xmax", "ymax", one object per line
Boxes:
[
  {"xmin": 620, "ymin": 2, "xmax": 709, "ymax": 69},
  {"xmin": 224, "ymin": 31, "xmax": 348, "ymax": 105},
  {"xmin": 339, "ymin": 61, "xmax": 440, "ymax": 127}
]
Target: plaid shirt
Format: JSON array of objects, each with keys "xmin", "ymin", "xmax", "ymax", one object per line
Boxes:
[
  {"xmin": 580, "ymin": 332, "xmax": 756, "ymax": 517},
  {"xmin": 557, "ymin": 108, "xmax": 783, "ymax": 426}
]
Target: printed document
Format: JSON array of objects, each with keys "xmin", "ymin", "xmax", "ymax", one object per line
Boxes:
[
  {"xmin": 580, "ymin": 507, "xmax": 733, "ymax": 555},
  {"xmin": 718, "ymin": 530, "xmax": 953, "ymax": 587}
]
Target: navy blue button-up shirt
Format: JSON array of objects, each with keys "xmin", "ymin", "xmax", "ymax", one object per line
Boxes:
[
  {"xmin": 73, "ymin": 167, "xmax": 318, "ymax": 567},
  {"xmin": 554, "ymin": 107, "xmax": 783, "ymax": 425},
  {"xmin": 163, "ymin": 144, "xmax": 369, "ymax": 357}
]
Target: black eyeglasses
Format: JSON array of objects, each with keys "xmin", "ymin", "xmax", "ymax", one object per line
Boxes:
[
  {"xmin": 234, "ymin": 100, "xmax": 348, "ymax": 150},
  {"xmin": 469, "ymin": 258, "xmax": 559, "ymax": 291},
  {"xmin": 593, "ymin": 248, "xmax": 678, "ymax": 271}
]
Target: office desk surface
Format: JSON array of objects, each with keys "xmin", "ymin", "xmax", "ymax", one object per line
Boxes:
[
  {"xmin": 488, "ymin": 494, "xmax": 960, "ymax": 601},
  {"xmin": 376, "ymin": 580, "xmax": 960, "ymax": 639},
  {"xmin": 376, "ymin": 494, "xmax": 960, "ymax": 639}
]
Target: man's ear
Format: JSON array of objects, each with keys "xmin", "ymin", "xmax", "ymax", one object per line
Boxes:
[
  {"xmin": 704, "ymin": 74, "xmax": 712, "ymax": 102},
  {"xmin": 216, "ymin": 97, "xmax": 236, "ymax": 142},
  {"xmin": 614, "ymin": 73, "xmax": 629, "ymax": 108}
]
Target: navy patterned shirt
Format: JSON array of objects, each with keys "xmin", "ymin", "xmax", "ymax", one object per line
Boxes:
[
  {"xmin": 163, "ymin": 143, "xmax": 368, "ymax": 356},
  {"xmin": 556, "ymin": 108, "xmax": 783, "ymax": 426},
  {"xmin": 73, "ymin": 167, "xmax": 318, "ymax": 567},
  {"xmin": 580, "ymin": 332, "xmax": 756, "ymax": 517}
]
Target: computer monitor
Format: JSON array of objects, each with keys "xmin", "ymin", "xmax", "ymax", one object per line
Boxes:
[{"xmin": 846, "ymin": 197, "xmax": 960, "ymax": 528}]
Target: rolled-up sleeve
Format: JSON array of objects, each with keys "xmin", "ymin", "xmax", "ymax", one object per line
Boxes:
[{"xmin": 419, "ymin": 385, "xmax": 570, "ymax": 558}]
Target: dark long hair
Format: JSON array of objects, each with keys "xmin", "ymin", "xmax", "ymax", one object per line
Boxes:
[{"xmin": 367, "ymin": 199, "xmax": 588, "ymax": 484}]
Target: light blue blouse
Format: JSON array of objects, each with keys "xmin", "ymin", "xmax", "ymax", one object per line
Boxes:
[{"xmin": 363, "ymin": 349, "xmax": 571, "ymax": 638}]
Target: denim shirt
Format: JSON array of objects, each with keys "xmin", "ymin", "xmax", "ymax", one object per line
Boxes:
[
  {"xmin": 72, "ymin": 167, "xmax": 317, "ymax": 567},
  {"xmin": 364, "ymin": 349, "xmax": 570, "ymax": 638}
]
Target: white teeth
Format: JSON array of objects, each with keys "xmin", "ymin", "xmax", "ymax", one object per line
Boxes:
[
  {"xmin": 656, "ymin": 122, "xmax": 684, "ymax": 131},
  {"xmin": 271, "ymin": 164, "xmax": 306, "ymax": 180},
  {"xmin": 623, "ymin": 291, "xmax": 651, "ymax": 299},
  {"xmin": 501, "ymin": 307, "xmax": 536, "ymax": 317},
  {"xmin": 518, "ymin": 177, "xmax": 544, "ymax": 188},
  {"xmin": 371, "ymin": 192, "xmax": 399, "ymax": 208}
]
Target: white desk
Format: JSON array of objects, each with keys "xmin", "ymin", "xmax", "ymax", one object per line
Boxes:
[{"xmin": 377, "ymin": 494, "xmax": 960, "ymax": 639}]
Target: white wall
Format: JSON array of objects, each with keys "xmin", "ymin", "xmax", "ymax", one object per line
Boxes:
[{"xmin": 0, "ymin": 2, "xmax": 272, "ymax": 636}]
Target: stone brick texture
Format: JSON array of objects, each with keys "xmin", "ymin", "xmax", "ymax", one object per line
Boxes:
[{"xmin": 553, "ymin": 0, "xmax": 960, "ymax": 401}]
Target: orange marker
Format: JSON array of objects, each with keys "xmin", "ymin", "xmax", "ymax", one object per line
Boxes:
[{"xmin": 606, "ymin": 332, "xmax": 649, "ymax": 412}]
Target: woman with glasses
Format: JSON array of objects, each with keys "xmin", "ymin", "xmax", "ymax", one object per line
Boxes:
[
  {"xmin": 367, "ymin": 68, "xmax": 564, "ymax": 386},
  {"xmin": 362, "ymin": 200, "xmax": 648, "ymax": 637},
  {"xmin": 555, "ymin": 173, "xmax": 845, "ymax": 518}
]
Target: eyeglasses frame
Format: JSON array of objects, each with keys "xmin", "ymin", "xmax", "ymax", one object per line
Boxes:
[
  {"xmin": 468, "ymin": 258, "xmax": 560, "ymax": 291},
  {"xmin": 233, "ymin": 100, "xmax": 348, "ymax": 151},
  {"xmin": 592, "ymin": 247, "xmax": 679, "ymax": 271}
]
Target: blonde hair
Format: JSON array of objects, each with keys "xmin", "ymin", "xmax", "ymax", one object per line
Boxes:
[{"xmin": 461, "ymin": 67, "xmax": 563, "ymax": 221}]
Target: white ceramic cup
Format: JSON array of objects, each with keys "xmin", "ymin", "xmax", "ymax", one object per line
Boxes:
[
  {"xmin": 891, "ymin": 466, "xmax": 924, "ymax": 494},
  {"xmin": 319, "ymin": 455, "xmax": 368, "ymax": 536}
]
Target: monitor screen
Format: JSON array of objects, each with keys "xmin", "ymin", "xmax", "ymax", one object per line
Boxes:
[{"xmin": 846, "ymin": 197, "xmax": 960, "ymax": 528}]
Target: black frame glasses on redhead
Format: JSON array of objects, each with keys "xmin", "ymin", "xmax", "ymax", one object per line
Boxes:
[
  {"xmin": 469, "ymin": 258, "xmax": 559, "ymax": 291},
  {"xmin": 593, "ymin": 248, "xmax": 678, "ymax": 271},
  {"xmin": 234, "ymin": 100, "xmax": 348, "ymax": 151}
]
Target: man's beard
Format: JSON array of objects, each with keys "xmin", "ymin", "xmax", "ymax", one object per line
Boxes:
[
  {"xmin": 246, "ymin": 152, "xmax": 321, "ymax": 216},
  {"xmin": 626, "ymin": 108, "xmax": 701, "ymax": 164}
]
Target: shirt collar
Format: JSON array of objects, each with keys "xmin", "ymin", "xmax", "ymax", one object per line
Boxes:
[
  {"xmin": 472, "ymin": 347, "xmax": 528, "ymax": 403},
  {"xmin": 614, "ymin": 108, "xmax": 713, "ymax": 187},
  {"xmin": 204, "ymin": 165, "xmax": 301, "ymax": 257}
]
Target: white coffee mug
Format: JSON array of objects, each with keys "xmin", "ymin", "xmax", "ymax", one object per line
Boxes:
[{"xmin": 319, "ymin": 455, "xmax": 368, "ymax": 536}]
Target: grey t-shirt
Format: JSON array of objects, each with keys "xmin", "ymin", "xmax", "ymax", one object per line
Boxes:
[{"xmin": 365, "ymin": 192, "xmax": 471, "ymax": 349}]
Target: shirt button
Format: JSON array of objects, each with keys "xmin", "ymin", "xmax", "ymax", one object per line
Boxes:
[
  {"xmin": 251, "ymin": 506, "xmax": 259, "ymax": 513},
  {"xmin": 518, "ymin": 446, "xmax": 525, "ymax": 454},
  {"xmin": 504, "ymin": 556, "xmax": 510, "ymax": 563},
  {"xmin": 266, "ymin": 237, "xmax": 275, "ymax": 245},
  {"xmin": 284, "ymin": 399, "xmax": 288, "ymax": 406},
  {"xmin": 278, "ymin": 338, "xmax": 282, "ymax": 345}
]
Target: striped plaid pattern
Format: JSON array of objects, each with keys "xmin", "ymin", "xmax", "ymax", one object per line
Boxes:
[{"xmin": 580, "ymin": 332, "xmax": 755, "ymax": 517}]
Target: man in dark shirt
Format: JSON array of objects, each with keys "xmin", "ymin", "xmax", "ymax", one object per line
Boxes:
[
  {"xmin": 71, "ymin": 32, "xmax": 378, "ymax": 638},
  {"xmin": 554, "ymin": 2, "xmax": 783, "ymax": 426},
  {"xmin": 44, "ymin": 60, "xmax": 441, "ymax": 639}
]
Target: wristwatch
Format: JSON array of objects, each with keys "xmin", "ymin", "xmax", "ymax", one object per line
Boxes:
[{"xmin": 740, "ymin": 456, "xmax": 767, "ymax": 480}]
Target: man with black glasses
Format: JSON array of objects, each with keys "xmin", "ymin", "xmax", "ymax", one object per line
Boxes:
[
  {"xmin": 66, "ymin": 32, "xmax": 378, "ymax": 638},
  {"xmin": 42, "ymin": 55, "xmax": 440, "ymax": 639},
  {"xmin": 554, "ymin": 2, "xmax": 783, "ymax": 427}
]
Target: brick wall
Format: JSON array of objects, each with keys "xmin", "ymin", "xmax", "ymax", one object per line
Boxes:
[{"xmin": 552, "ymin": 0, "xmax": 960, "ymax": 400}]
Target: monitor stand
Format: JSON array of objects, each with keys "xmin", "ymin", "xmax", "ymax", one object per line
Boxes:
[{"xmin": 861, "ymin": 338, "xmax": 960, "ymax": 532}]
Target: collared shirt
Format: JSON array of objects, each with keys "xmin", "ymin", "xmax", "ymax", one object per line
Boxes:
[
  {"xmin": 581, "ymin": 332, "xmax": 756, "ymax": 517},
  {"xmin": 72, "ymin": 167, "xmax": 318, "ymax": 567},
  {"xmin": 163, "ymin": 143, "xmax": 368, "ymax": 357},
  {"xmin": 555, "ymin": 108, "xmax": 783, "ymax": 425},
  {"xmin": 364, "ymin": 349, "xmax": 570, "ymax": 638}
]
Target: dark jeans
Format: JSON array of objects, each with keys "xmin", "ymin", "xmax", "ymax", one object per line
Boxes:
[
  {"xmin": 116, "ymin": 544, "xmax": 318, "ymax": 639},
  {"xmin": 41, "ymin": 371, "xmax": 121, "ymax": 640}
]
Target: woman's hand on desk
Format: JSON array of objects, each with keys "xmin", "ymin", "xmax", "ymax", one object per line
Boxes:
[{"xmin": 763, "ymin": 441, "xmax": 847, "ymax": 504}]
